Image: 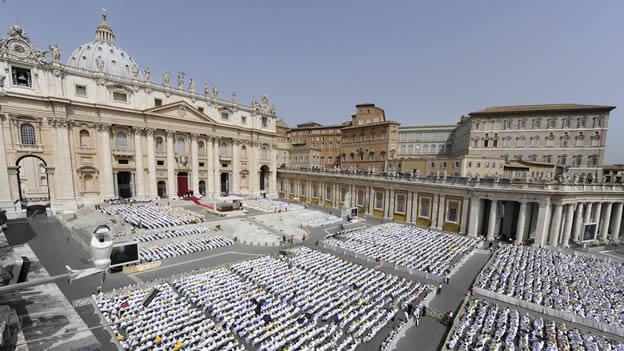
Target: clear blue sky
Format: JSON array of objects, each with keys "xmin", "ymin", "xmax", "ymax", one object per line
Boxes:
[{"xmin": 2, "ymin": 1, "xmax": 623, "ymax": 162}]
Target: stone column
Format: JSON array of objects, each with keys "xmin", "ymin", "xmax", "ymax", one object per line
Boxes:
[
  {"xmin": 0, "ymin": 114, "xmax": 14, "ymax": 210},
  {"xmin": 534, "ymin": 200, "xmax": 551, "ymax": 248},
  {"xmin": 97, "ymin": 123, "xmax": 115, "ymax": 199},
  {"xmin": 49, "ymin": 118, "xmax": 76, "ymax": 210},
  {"xmin": 436, "ymin": 194, "xmax": 446, "ymax": 230},
  {"xmin": 411, "ymin": 192, "xmax": 419, "ymax": 223},
  {"xmin": 406, "ymin": 192, "xmax": 413, "ymax": 223},
  {"xmin": 145, "ymin": 129, "xmax": 157, "ymax": 198},
  {"xmin": 191, "ymin": 134, "xmax": 199, "ymax": 196},
  {"xmin": 515, "ymin": 201, "xmax": 527, "ymax": 243},
  {"xmin": 206, "ymin": 137, "xmax": 214, "ymax": 195},
  {"xmin": 270, "ymin": 144, "xmax": 277, "ymax": 198},
  {"xmin": 431, "ymin": 194, "xmax": 439, "ymax": 228},
  {"xmin": 383, "ymin": 189, "xmax": 391, "ymax": 219},
  {"xmin": 459, "ymin": 197, "xmax": 469, "ymax": 235},
  {"xmin": 594, "ymin": 202, "xmax": 602, "ymax": 231},
  {"xmin": 561, "ymin": 204, "xmax": 574, "ymax": 247},
  {"xmin": 600, "ymin": 202, "xmax": 612, "ymax": 242},
  {"xmin": 573, "ymin": 202, "xmax": 584, "ymax": 242},
  {"xmin": 232, "ymin": 140, "xmax": 240, "ymax": 193},
  {"xmin": 549, "ymin": 204, "xmax": 563, "ymax": 247},
  {"xmin": 166, "ymin": 131, "xmax": 176, "ymax": 198},
  {"xmin": 487, "ymin": 199, "xmax": 498, "ymax": 241},
  {"xmin": 468, "ymin": 197, "xmax": 481, "ymax": 237},
  {"xmin": 388, "ymin": 189, "xmax": 395, "ymax": 219},
  {"xmin": 611, "ymin": 202, "xmax": 622, "ymax": 243},
  {"xmin": 213, "ymin": 137, "xmax": 221, "ymax": 195},
  {"xmin": 133, "ymin": 128, "xmax": 145, "ymax": 197},
  {"xmin": 584, "ymin": 202, "xmax": 593, "ymax": 224},
  {"xmin": 368, "ymin": 187, "xmax": 375, "ymax": 214}
]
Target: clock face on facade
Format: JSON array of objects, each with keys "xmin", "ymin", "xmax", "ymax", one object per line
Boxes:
[{"xmin": 8, "ymin": 39, "xmax": 31, "ymax": 58}]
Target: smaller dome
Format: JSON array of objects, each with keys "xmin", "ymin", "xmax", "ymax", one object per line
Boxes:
[{"xmin": 66, "ymin": 10, "xmax": 140, "ymax": 80}]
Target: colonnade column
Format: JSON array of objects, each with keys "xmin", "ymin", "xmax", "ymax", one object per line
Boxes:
[
  {"xmin": 206, "ymin": 137, "xmax": 214, "ymax": 195},
  {"xmin": 166, "ymin": 131, "xmax": 176, "ymax": 198},
  {"xmin": 549, "ymin": 204, "xmax": 563, "ymax": 247},
  {"xmin": 406, "ymin": 192, "xmax": 413, "ymax": 223},
  {"xmin": 248, "ymin": 142, "xmax": 256, "ymax": 195},
  {"xmin": 270, "ymin": 144, "xmax": 277, "ymax": 197},
  {"xmin": 145, "ymin": 129, "xmax": 157, "ymax": 198},
  {"xmin": 213, "ymin": 137, "xmax": 220, "ymax": 195},
  {"xmin": 97, "ymin": 123, "xmax": 115, "ymax": 199},
  {"xmin": 534, "ymin": 200, "xmax": 551, "ymax": 247},
  {"xmin": 133, "ymin": 128, "xmax": 145, "ymax": 197},
  {"xmin": 232, "ymin": 140, "xmax": 240, "ymax": 193},
  {"xmin": 49, "ymin": 118, "xmax": 76, "ymax": 210},
  {"xmin": 611, "ymin": 202, "xmax": 622, "ymax": 243},
  {"xmin": 436, "ymin": 194, "xmax": 446, "ymax": 230},
  {"xmin": 561, "ymin": 204, "xmax": 574, "ymax": 247},
  {"xmin": 411, "ymin": 192, "xmax": 419, "ymax": 223},
  {"xmin": 459, "ymin": 197, "xmax": 469, "ymax": 235},
  {"xmin": 0, "ymin": 114, "xmax": 12, "ymax": 210},
  {"xmin": 388, "ymin": 189, "xmax": 395, "ymax": 219},
  {"xmin": 468, "ymin": 197, "xmax": 481, "ymax": 237},
  {"xmin": 584, "ymin": 202, "xmax": 593, "ymax": 224},
  {"xmin": 487, "ymin": 199, "xmax": 498, "ymax": 241},
  {"xmin": 593, "ymin": 203, "xmax": 602, "ymax": 231},
  {"xmin": 573, "ymin": 202, "xmax": 585, "ymax": 242},
  {"xmin": 191, "ymin": 134, "xmax": 199, "ymax": 195},
  {"xmin": 431, "ymin": 194, "xmax": 439, "ymax": 229},
  {"xmin": 515, "ymin": 201, "xmax": 527, "ymax": 243},
  {"xmin": 368, "ymin": 187, "xmax": 374, "ymax": 214},
  {"xmin": 600, "ymin": 202, "xmax": 612, "ymax": 242}
]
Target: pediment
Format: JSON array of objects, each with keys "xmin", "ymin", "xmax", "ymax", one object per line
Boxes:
[{"xmin": 144, "ymin": 101, "xmax": 216, "ymax": 124}]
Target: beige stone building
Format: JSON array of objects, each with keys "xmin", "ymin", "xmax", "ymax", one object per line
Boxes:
[
  {"xmin": 287, "ymin": 121, "xmax": 344, "ymax": 168},
  {"xmin": 0, "ymin": 13, "xmax": 280, "ymax": 215}
]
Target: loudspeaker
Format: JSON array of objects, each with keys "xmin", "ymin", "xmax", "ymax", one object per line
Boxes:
[
  {"xmin": 17, "ymin": 256, "xmax": 30, "ymax": 283},
  {"xmin": 142, "ymin": 287, "xmax": 160, "ymax": 307}
]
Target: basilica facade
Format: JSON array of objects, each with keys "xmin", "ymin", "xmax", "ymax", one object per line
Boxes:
[{"xmin": 0, "ymin": 12, "xmax": 280, "ymax": 215}]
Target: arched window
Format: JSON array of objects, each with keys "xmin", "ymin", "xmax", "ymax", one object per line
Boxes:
[
  {"xmin": 380, "ymin": 151, "xmax": 386, "ymax": 161},
  {"xmin": 79, "ymin": 129, "xmax": 90, "ymax": 148},
  {"xmin": 176, "ymin": 137, "xmax": 185, "ymax": 154},
  {"xmin": 400, "ymin": 145, "xmax": 406, "ymax": 154},
  {"xmin": 20, "ymin": 123, "xmax": 36, "ymax": 145},
  {"xmin": 199, "ymin": 180, "xmax": 206, "ymax": 195},
  {"xmin": 155, "ymin": 137, "xmax": 164, "ymax": 153},
  {"xmin": 241, "ymin": 145, "xmax": 247, "ymax": 159},
  {"xmin": 198, "ymin": 141, "xmax": 205, "ymax": 153},
  {"xmin": 407, "ymin": 145, "xmax": 414, "ymax": 154},
  {"xmin": 261, "ymin": 146, "xmax": 268, "ymax": 160},
  {"xmin": 116, "ymin": 132, "xmax": 127, "ymax": 150}
]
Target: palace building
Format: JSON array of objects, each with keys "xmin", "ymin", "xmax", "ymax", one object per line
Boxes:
[{"xmin": 0, "ymin": 12, "xmax": 280, "ymax": 215}]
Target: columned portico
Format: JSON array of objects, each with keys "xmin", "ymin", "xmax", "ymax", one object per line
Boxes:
[
  {"xmin": 49, "ymin": 118, "xmax": 76, "ymax": 210},
  {"xmin": 468, "ymin": 197, "xmax": 481, "ymax": 237},
  {"xmin": 459, "ymin": 197, "xmax": 469, "ymax": 235},
  {"xmin": 436, "ymin": 194, "xmax": 445, "ymax": 230},
  {"xmin": 534, "ymin": 201, "xmax": 551, "ymax": 247}
]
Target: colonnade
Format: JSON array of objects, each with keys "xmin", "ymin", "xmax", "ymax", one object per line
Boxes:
[{"xmin": 278, "ymin": 171, "xmax": 624, "ymax": 248}]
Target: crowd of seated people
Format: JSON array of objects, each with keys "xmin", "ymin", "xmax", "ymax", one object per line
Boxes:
[
  {"xmin": 324, "ymin": 223, "xmax": 478, "ymax": 277},
  {"xmin": 447, "ymin": 298, "xmax": 623, "ymax": 351},
  {"xmin": 290, "ymin": 209, "xmax": 343, "ymax": 228},
  {"xmin": 243, "ymin": 199, "xmax": 304, "ymax": 213},
  {"xmin": 475, "ymin": 244, "xmax": 624, "ymax": 330},
  {"xmin": 102, "ymin": 204, "xmax": 204, "ymax": 229},
  {"xmin": 134, "ymin": 225, "xmax": 215, "ymax": 243},
  {"xmin": 139, "ymin": 235, "xmax": 233, "ymax": 263},
  {"xmin": 94, "ymin": 283, "xmax": 244, "ymax": 351}
]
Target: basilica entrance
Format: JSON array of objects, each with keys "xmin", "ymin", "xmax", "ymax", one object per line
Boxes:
[
  {"xmin": 220, "ymin": 173, "xmax": 230, "ymax": 195},
  {"xmin": 16, "ymin": 155, "xmax": 50, "ymax": 208},
  {"xmin": 116, "ymin": 172, "xmax": 132, "ymax": 198},
  {"xmin": 157, "ymin": 181, "xmax": 167, "ymax": 198},
  {"xmin": 177, "ymin": 172, "xmax": 189, "ymax": 197},
  {"xmin": 259, "ymin": 165, "xmax": 269, "ymax": 192}
]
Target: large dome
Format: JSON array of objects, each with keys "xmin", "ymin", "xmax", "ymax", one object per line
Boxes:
[{"xmin": 66, "ymin": 10, "xmax": 139, "ymax": 80}]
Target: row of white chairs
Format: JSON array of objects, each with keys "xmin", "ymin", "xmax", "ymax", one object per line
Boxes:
[
  {"xmin": 134, "ymin": 225, "xmax": 215, "ymax": 243},
  {"xmin": 476, "ymin": 244, "xmax": 624, "ymax": 329},
  {"xmin": 139, "ymin": 235, "xmax": 233, "ymax": 263},
  {"xmin": 324, "ymin": 223, "xmax": 478, "ymax": 276},
  {"xmin": 290, "ymin": 209, "xmax": 343, "ymax": 228},
  {"xmin": 243, "ymin": 199, "xmax": 304, "ymax": 213},
  {"xmin": 447, "ymin": 298, "xmax": 623, "ymax": 351},
  {"xmin": 102, "ymin": 204, "xmax": 204, "ymax": 229}
]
